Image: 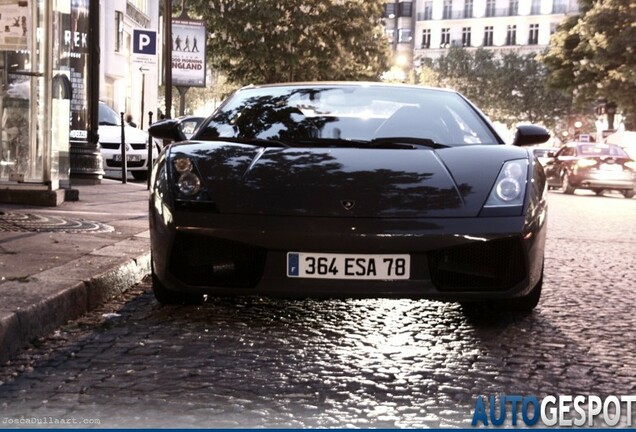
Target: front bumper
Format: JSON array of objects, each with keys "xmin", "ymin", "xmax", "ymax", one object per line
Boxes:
[
  {"xmin": 570, "ymin": 171, "xmax": 635, "ymax": 190},
  {"xmin": 101, "ymin": 147, "xmax": 151, "ymax": 171},
  {"xmin": 150, "ymin": 209, "xmax": 547, "ymax": 301}
]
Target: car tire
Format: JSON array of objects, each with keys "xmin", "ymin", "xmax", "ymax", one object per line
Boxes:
[
  {"xmin": 132, "ymin": 171, "xmax": 149, "ymax": 181},
  {"xmin": 506, "ymin": 273, "xmax": 542, "ymax": 312},
  {"xmin": 460, "ymin": 270, "xmax": 543, "ymax": 315},
  {"xmin": 593, "ymin": 189, "xmax": 604, "ymax": 196},
  {"xmin": 561, "ymin": 172, "xmax": 575, "ymax": 194},
  {"xmin": 623, "ymin": 190, "xmax": 635, "ymax": 199},
  {"xmin": 151, "ymin": 263, "xmax": 204, "ymax": 305}
]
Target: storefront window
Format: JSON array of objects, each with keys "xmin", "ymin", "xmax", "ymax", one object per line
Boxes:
[
  {"xmin": 0, "ymin": 0, "xmax": 72, "ymax": 187},
  {"xmin": 0, "ymin": 1, "xmax": 38, "ymax": 182}
]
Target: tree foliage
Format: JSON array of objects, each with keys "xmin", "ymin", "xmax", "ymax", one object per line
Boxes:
[
  {"xmin": 541, "ymin": 0, "xmax": 636, "ymax": 128},
  {"xmin": 185, "ymin": 0, "xmax": 391, "ymax": 86},
  {"xmin": 419, "ymin": 47, "xmax": 572, "ymax": 130}
]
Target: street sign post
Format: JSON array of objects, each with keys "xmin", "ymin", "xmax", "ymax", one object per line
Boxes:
[
  {"xmin": 132, "ymin": 29, "xmax": 158, "ymax": 66},
  {"xmin": 132, "ymin": 29, "xmax": 157, "ymax": 128}
]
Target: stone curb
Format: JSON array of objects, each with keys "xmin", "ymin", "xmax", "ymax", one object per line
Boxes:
[{"xmin": 0, "ymin": 241, "xmax": 150, "ymax": 363}]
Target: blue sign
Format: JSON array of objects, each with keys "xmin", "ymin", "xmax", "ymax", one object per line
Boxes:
[{"xmin": 132, "ymin": 29, "xmax": 157, "ymax": 55}]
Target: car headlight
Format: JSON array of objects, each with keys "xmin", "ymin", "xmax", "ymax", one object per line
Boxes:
[
  {"xmin": 173, "ymin": 156, "xmax": 201, "ymax": 196},
  {"xmin": 174, "ymin": 156, "xmax": 193, "ymax": 173},
  {"xmin": 484, "ymin": 159, "xmax": 528, "ymax": 209}
]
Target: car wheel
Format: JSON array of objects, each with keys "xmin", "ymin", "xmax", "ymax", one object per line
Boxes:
[
  {"xmin": 132, "ymin": 171, "xmax": 149, "ymax": 181},
  {"xmin": 459, "ymin": 270, "xmax": 543, "ymax": 315},
  {"xmin": 561, "ymin": 172, "xmax": 575, "ymax": 194},
  {"xmin": 593, "ymin": 189, "xmax": 604, "ymax": 196},
  {"xmin": 623, "ymin": 189, "xmax": 635, "ymax": 199},
  {"xmin": 506, "ymin": 273, "xmax": 542, "ymax": 312},
  {"xmin": 151, "ymin": 263, "xmax": 204, "ymax": 305}
]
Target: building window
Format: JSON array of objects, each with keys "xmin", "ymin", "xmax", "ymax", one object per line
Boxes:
[
  {"xmin": 509, "ymin": 0, "xmax": 519, "ymax": 16},
  {"xmin": 485, "ymin": 0, "xmax": 496, "ymax": 17},
  {"xmin": 423, "ymin": 2, "xmax": 433, "ymax": 20},
  {"xmin": 421, "ymin": 29, "xmax": 431, "ymax": 48},
  {"xmin": 384, "ymin": 2, "xmax": 396, "ymax": 18},
  {"xmin": 483, "ymin": 26, "xmax": 494, "ymax": 46},
  {"xmin": 398, "ymin": 28, "xmax": 413, "ymax": 43},
  {"xmin": 528, "ymin": 24, "xmax": 539, "ymax": 45},
  {"xmin": 462, "ymin": 27, "xmax": 471, "ymax": 47},
  {"xmin": 553, "ymin": 0, "xmax": 567, "ymax": 14},
  {"xmin": 385, "ymin": 28, "xmax": 396, "ymax": 44},
  {"xmin": 464, "ymin": 0, "xmax": 474, "ymax": 18},
  {"xmin": 115, "ymin": 11, "xmax": 124, "ymax": 52},
  {"xmin": 531, "ymin": 0, "xmax": 541, "ymax": 14},
  {"xmin": 398, "ymin": 2, "xmax": 413, "ymax": 17},
  {"xmin": 441, "ymin": 28, "xmax": 451, "ymax": 47},
  {"xmin": 443, "ymin": 0, "xmax": 453, "ymax": 19},
  {"xmin": 506, "ymin": 25, "xmax": 517, "ymax": 45}
]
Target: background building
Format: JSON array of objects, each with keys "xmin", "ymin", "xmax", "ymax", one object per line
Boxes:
[
  {"xmin": 383, "ymin": 0, "xmax": 579, "ymax": 70},
  {"xmin": 100, "ymin": 0, "xmax": 160, "ymax": 130}
]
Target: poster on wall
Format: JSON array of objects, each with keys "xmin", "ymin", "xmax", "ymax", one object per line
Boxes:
[
  {"xmin": 172, "ymin": 19, "xmax": 206, "ymax": 87},
  {"xmin": 67, "ymin": 0, "xmax": 89, "ymax": 143},
  {"xmin": 0, "ymin": 0, "xmax": 29, "ymax": 50}
]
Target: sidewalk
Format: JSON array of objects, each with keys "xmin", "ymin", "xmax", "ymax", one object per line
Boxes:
[{"xmin": 0, "ymin": 179, "xmax": 151, "ymax": 363}]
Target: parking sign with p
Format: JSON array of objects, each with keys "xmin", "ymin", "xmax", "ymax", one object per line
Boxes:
[
  {"xmin": 132, "ymin": 29, "xmax": 157, "ymax": 67},
  {"xmin": 133, "ymin": 29, "xmax": 157, "ymax": 55}
]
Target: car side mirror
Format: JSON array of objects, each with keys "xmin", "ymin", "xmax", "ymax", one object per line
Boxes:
[
  {"xmin": 148, "ymin": 119, "xmax": 188, "ymax": 143},
  {"xmin": 512, "ymin": 125, "xmax": 550, "ymax": 147}
]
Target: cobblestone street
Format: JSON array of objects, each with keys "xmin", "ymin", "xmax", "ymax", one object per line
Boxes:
[{"xmin": 1, "ymin": 191, "xmax": 635, "ymax": 428}]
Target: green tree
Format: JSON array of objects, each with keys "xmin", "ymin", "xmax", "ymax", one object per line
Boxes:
[
  {"xmin": 493, "ymin": 51, "xmax": 571, "ymax": 129},
  {"xmin": 420, "ymin": 47, "xmax": 570, "ymax": 130},
  {"xmin": 541, "ymin": 0, "xmax": 636, "ymax": 128},
  {"xmin": 433, "ymin": 47, "xmax": 498, "ymax": 111},
  {"xmin": 186, "ymin": 0, "xmax": 391, "ymax": 85}
]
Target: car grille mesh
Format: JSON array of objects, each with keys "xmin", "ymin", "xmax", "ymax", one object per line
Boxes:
[
  {"xmin": 169, "ymin": 233, "xmax": 266, "ymax": 288},
  {"xmin": 428, "ymin": 236, "xmax": 526, "ymax": 291}
]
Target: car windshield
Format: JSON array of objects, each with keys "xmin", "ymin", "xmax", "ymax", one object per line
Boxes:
[
  {"xmin": 195, "ymin": 84, "xmax": 501, "ymax": 147},
  {"xmin": 99, "ymin": 103, "xmax": 121, "ymax": 126},
  {"xmin": 578, "ymin": 144, "xmax": 628, "ymax": 157}
]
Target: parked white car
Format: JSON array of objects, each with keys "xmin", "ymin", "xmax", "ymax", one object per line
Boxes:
[{"xmin": 99, "ymin": 102, "xmax": 156, "ymax": 181}]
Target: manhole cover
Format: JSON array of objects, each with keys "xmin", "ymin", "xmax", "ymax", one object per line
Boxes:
[{"xmin": 0, "ymin": 212, "xmax": 114, "ymax": 233}]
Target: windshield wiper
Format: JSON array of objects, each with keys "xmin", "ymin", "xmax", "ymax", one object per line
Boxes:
[
  {"xmin": 369, "ymin": 137, "xmax": 449, "ymax": 149},
  {"xmin": 294, "ymin": 138, "xmax": 369, "ymax": 148},
  {"xmin": 208, "ymin": 136, "xmax": 290, "ymax": 148}
]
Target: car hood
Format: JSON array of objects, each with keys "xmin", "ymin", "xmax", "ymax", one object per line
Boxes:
[
  {"xmin": 174, "ymin": 142, "xmax": 528, "ymax": 218},
  {"xmin": 99, "ymin": 125, "xmax": 148, "ymax": 144}
]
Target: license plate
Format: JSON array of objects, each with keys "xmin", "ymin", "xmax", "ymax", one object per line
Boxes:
[
  {"xmin": 600, "ymin": 163, "xmax": 621, "ymax": 171},
  {"xmin": 287, "ymin": 252, "xmax": 410, "ymax": 280},
  {"xmin": 112, "ymin": 154, "xmax": 142, "ymax": 162}
]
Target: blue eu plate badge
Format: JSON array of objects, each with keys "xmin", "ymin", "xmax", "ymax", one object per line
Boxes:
[{"xmin": 287, "ymin": 253, "xmax": 299, "ymax": 277}]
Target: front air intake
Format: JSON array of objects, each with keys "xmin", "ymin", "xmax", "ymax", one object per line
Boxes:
[
  {"xmin": 169, "ymin": 233, "xmax": 266, "ymax": 288},
  {"xmin": 428, "ymin": 236, "xmax": 526, "ymax": 292}
]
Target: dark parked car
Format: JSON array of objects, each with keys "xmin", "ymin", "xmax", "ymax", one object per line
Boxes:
[
  {"xmin": 177, "ymin": 115, "xmax": 205, "ymax": 139},
  {"xmin": 148, "ymin": 82, "xmax": 550, "ymax": 311},
  {"xmin": 544, "ymin": 142, "xmax": 636, "ymax": 198},
  {"xmin": 532, "ymin": 147, "xmax": 556, "ymax": 167}
]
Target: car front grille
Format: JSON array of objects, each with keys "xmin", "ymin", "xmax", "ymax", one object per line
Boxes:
[
  {"xmin": 428, "ymin": 236, "xmax": 526, "ymax": 292},
  {"xmin": 131, "ymin": 143, "xmax": 147, "ymax": 150},
  {"xmin": 169, "ymin": 233, "xmax": 267, "ymax": 289}
]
